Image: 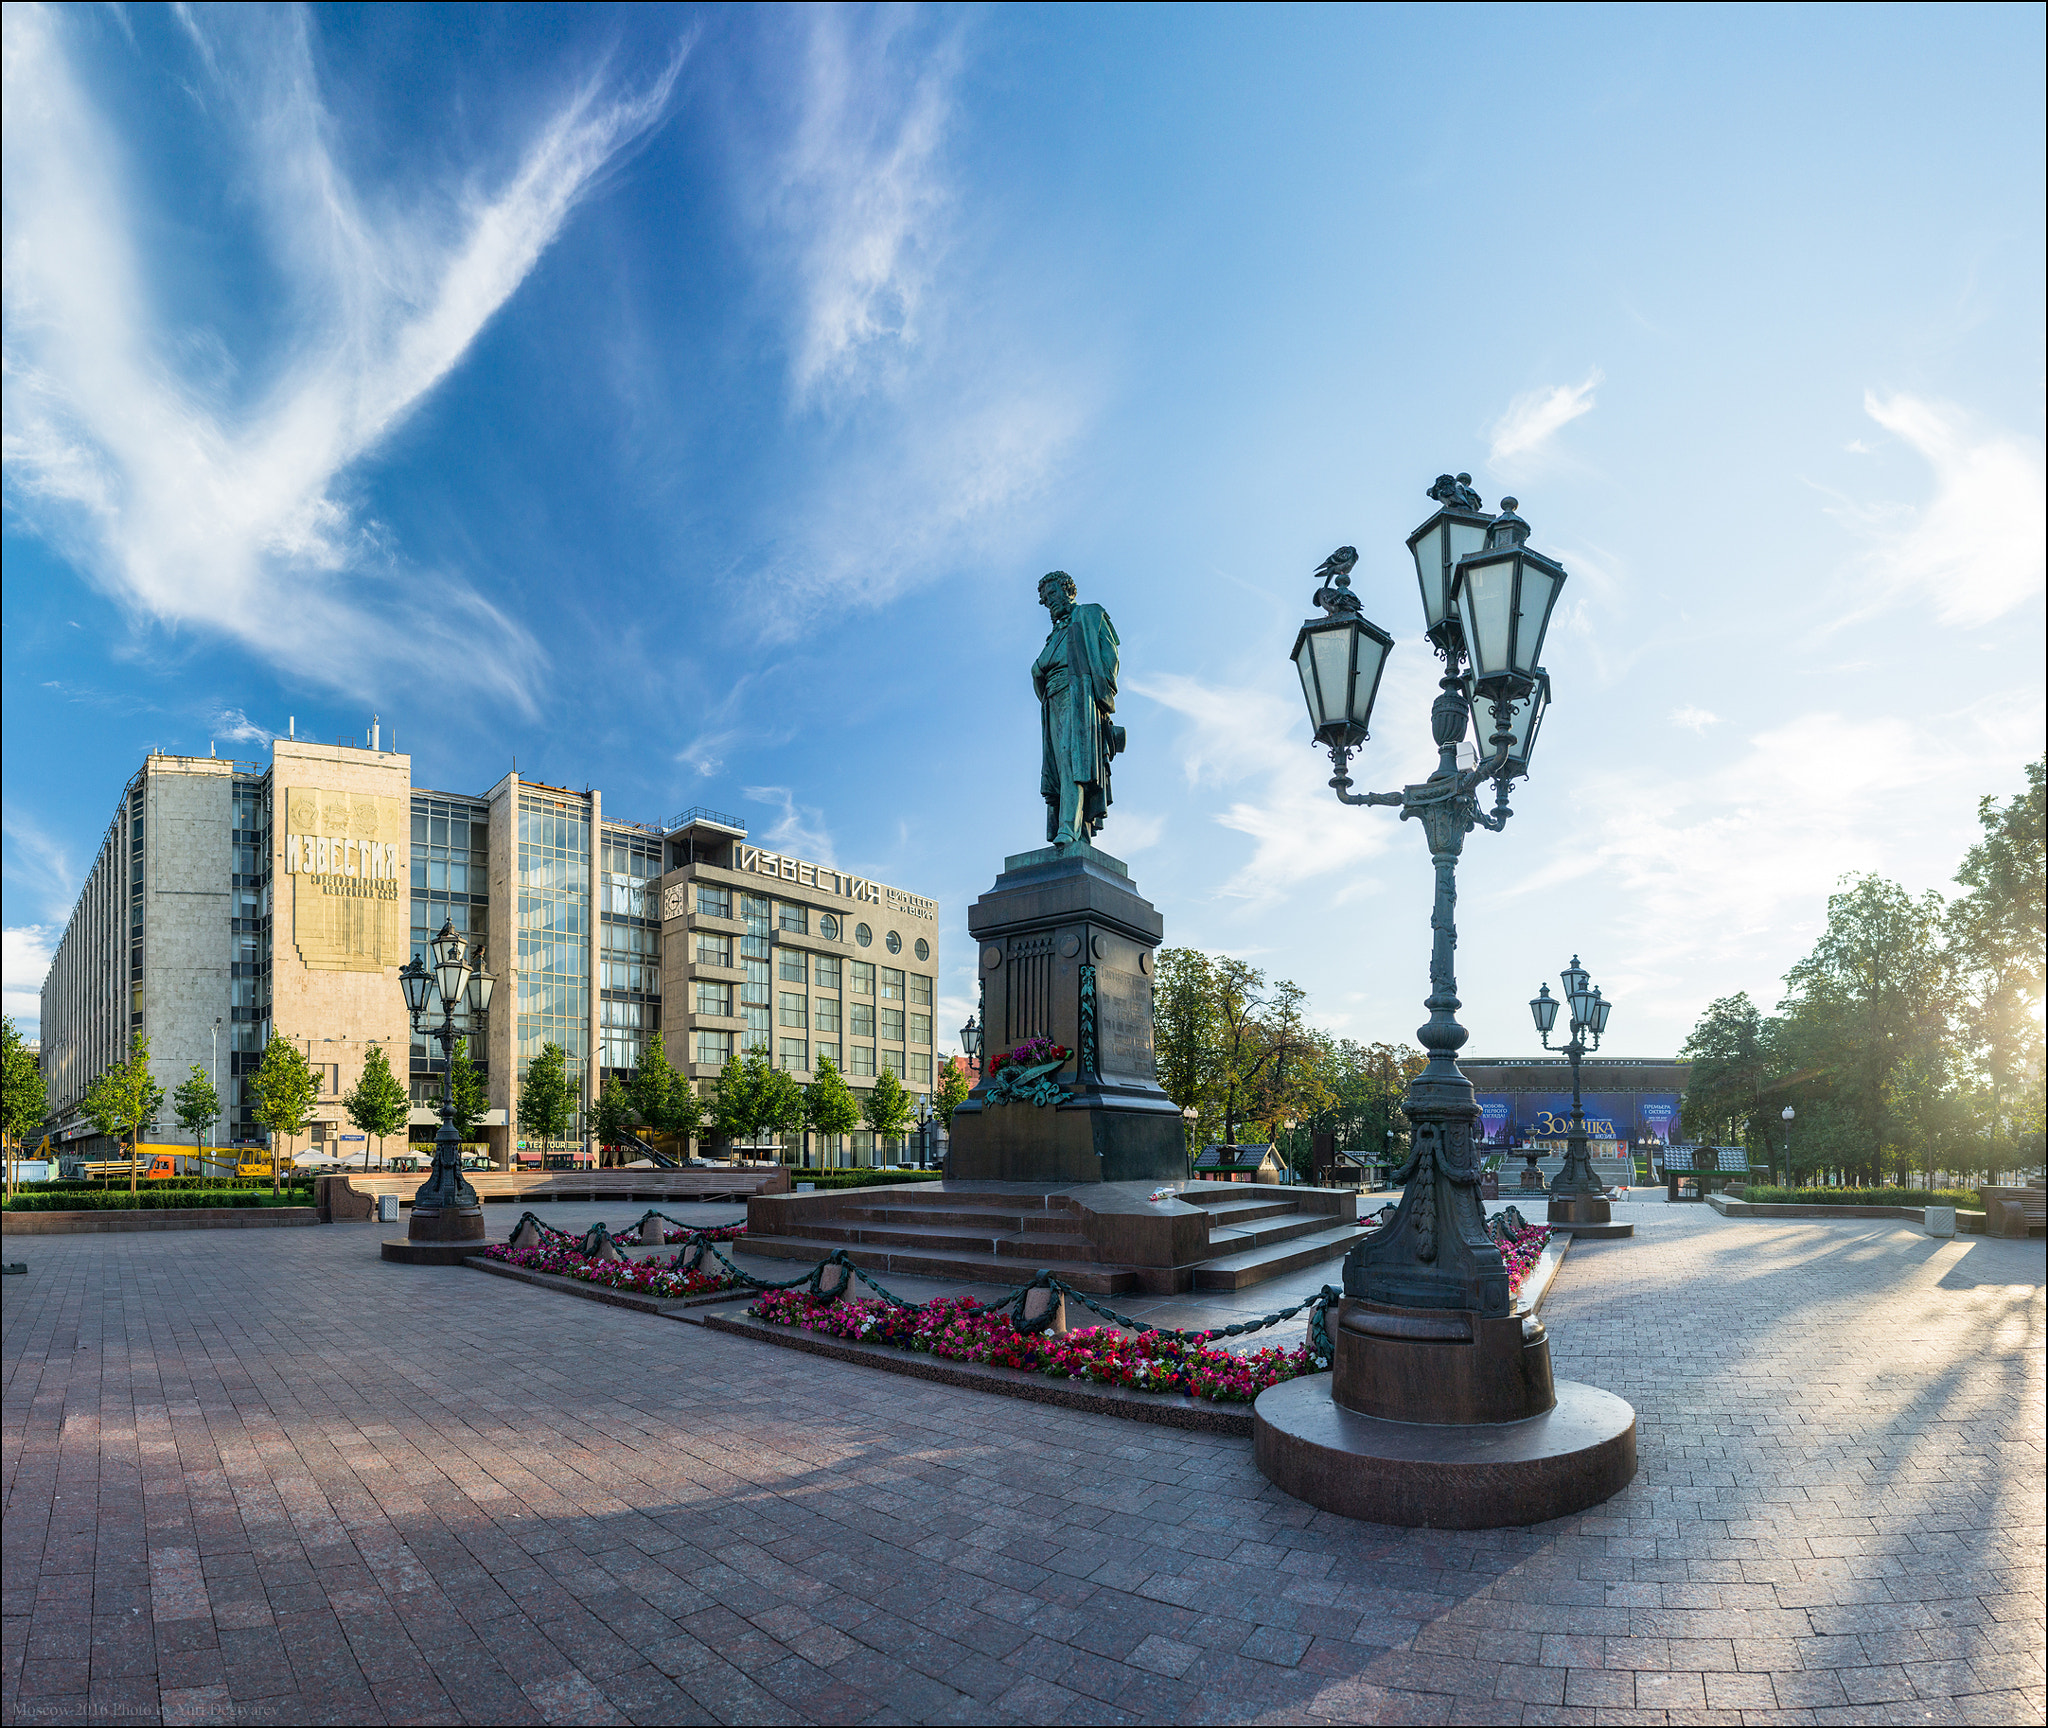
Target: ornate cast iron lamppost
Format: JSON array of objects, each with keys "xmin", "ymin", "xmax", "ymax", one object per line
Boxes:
[
  {"xmin": 1530, "ymin": 960, "xmax": 1629, "ymax": 1237},
  {"xmin": 1251, "ymin": 474, "xmax": 1636, "ymax": 1531},
  {"xmin": 386, "ymin": 919, "xmax": 495, "ymax": 1262}
]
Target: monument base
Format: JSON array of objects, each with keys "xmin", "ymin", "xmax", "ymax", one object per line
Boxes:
[
  {"xmin": 408, "ymin": 1204, "xmax": 485, "ymax": 1242},
  {"xmin": 949, "ymin": 843, "xmax": 1186, "ymax": 1185},
  {"xmin": 1252, "ymin": 1374, "xmax": 1637, "ymax": 1529},
  {"xmin": 1331, "ymin": 1299, "xmax": 1556, "ymax": 1425}
]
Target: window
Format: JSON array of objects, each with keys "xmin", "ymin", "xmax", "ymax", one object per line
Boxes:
[
  {"xmin": 779, "ymin": 1038, "xmax": 807, "ymax": 1071},
  {"xmin": 909, "ymin": 1013, "xmax": 931, "ymax": 1046},
  {"xmin": 744, "ymin": 1008, "xmax": 770, "ymax": 1053},
  {"xmin": 879, "ymin": 1048, "xmax": 906, "ymax": 1077},
  {"xmin": 779, "ymin": 992, "xmax": 807, "ymax": 1028},
  {"xmin": 851, "ymin": 1003, "xmax": 875, "ymax": 1038},
  {"xmin": 696, "ymin": 1030, "xmax": 732, "ymax": 1066},
  {"xmin": 696, "ymin": 932, "xmax": 732, "ymax": 968},
  {"xmin": 696, "ymin": 885, "xmax": 731, "ymax": 919},
  {"xmin": 741, "ymin": 894, "xmax": 770, "ymax": 932},
  {"xmin": 908, "ymin": 974, "xmax": 932, "ymax": 1006},
  {"xmin": 855, "ymin": 922, "xmax": 872, "ymax": 947},
  {"xmin": 910, "ymin": 1052, "xmax": 933, "ymax": 1086},
  {"xmin": 815, "ymin": 955, "xmax": 841, "ymax": 990},
  {"xmin": 915, "ymin": 938, "xmax": 929, "ymax": 962},
  {"xmin": 778, "ymin": 949, "xmax": 807, "ymax": 983},
  {"xmin": 813, "ymin": 1042, "xmax": 841, "ymax": 1071},
  {"xmin": 742, "ymin": 959, "xmax": 771, "ymax": 1006},
  {"xmin": 814, "ymin": 997, "xmax": 841, "ymax": 1033},
  {"xmin": 881, "ymin": 968, "xmax": 904, "ymax": 1000},
  {"xmin": 695, "ymin": 981, "xmax": 732, "ymax": 1016},
  {"xmin": 818, "ymin": 913, "xmax": 840, "ymax": 940},
  {"xmin": 880, "ymin": 1008, "xmax": 904, "ymax": 1044},
  {"xmin": 849, "ymin": 1044, "xmax": 876, "ymax": 1077},
  {"xmin": 778, "ymin": 903, "xmax": 808, "ymax": 933},
  {"xmin": 850, "ymin": 961, "xmax": 874, "ymax": 995},
  {"xmin": 885, "ymin": 930, "xmax": 902, "ymax": 955}
]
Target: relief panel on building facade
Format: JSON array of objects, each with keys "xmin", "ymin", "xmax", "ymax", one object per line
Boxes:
[{"xmin": 284, "ymin": 787, "xmax": 407, "ymax": 972}]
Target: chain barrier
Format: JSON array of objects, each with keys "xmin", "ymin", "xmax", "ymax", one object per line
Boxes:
[{"xmin": 499, "ymin": 1209, "xmax": 1343, "ymax": 1358}]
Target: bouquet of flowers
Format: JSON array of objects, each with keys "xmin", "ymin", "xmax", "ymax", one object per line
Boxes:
[{"xmin": 986, "ymin": 1036, "xmax": 1071, "ymax": 1076}]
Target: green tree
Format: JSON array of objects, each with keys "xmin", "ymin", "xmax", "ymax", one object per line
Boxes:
[
  {"xmin": 804, "ymin": 1054, "xmax": 861, "ymax": 1166},
  {"xmin": 713, "ymin": 1052, "xmax": 766, "ymax": 1152},
  {"xmin": 172, "ymin": 1063, "xmax": 221, "ymax": 1153},
  {"xmin": 933, "ymin": 1055, "xmax": 971, "ymax": 1128},
  {"xmin": 342, "ymin": 1044, "xmax": 409, "ymax": 1170},
  {"xmin": 83, "ymin": 1034, "xmax": 167, "ymax": 1194},
  {"xmin": 756, "ymin": 1063, "xmax": 806, "ymax": 1160},
  {"xmin": 1678, "ymin": 993, "xmax": 1788, "ymax": 1158},
  {"xmin": 1778, "ymin": 874, "xmax": 1950, "ymax": 1185},
  {"xmin": 447, "ymin": 1036, "xmax": 490, "ymax": 1142},
  {"xmin": 517, "ymin": 1042, "xmax": 577, "ymax": 1152},
  {"xmin": 3, "ymin": 1016, "xmax": 50, "ymax": 1199},
  {"xmin": 862, "ymin": 1067, "xmax": 915, "ymax": 1155},
  {"xmin": 630, "ymin": 1032, "xmax": 702, "ymax": 1152},
  {"xmin": 591, "ymin": 1074, "xmax": 638, "ymax": 1160},
  {"xmin": 1153, "ymin": 947, "xmax": 1221, "ymax": 1133},
  {"xmin": 248, "ymin": 1035, "xmax": 316, "ymax": 1193},
  {"xmin": 1949, "ymin": 758, "xmax": 2046, "ymax": 1178},
  {"xmin": 1243, "ymin": 978, "xmax": 1334, "ymax": 1144}
]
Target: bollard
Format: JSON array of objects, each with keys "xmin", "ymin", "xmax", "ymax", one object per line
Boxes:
[
  {"xmin": 378, "ymin": 1194, "xmax": 400, "ymax": 1225},
  {"xmin": 1923, "ymin": 1206, "xmax": 1956, "ymax": 1240},
  {"xmin": 639, "ymin": 1215, "xmax": 665, "ymax": 1246},
  {"xmin": 1017, "ymin": 1284, "xmax": 1067, "ymax": 1335},
  {"xmin": 813, "ymin": 1258, "xmax": 851, "ymax": 1303}
]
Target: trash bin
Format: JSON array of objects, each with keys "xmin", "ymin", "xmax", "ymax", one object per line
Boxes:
[
  {"xmin": 378, "ymin": 1193, "xmax": 400, "ymax": 1224},
  {"xmin": 1923, "ymin": 1205, "xmax": 1955, "ymax": 1239}
]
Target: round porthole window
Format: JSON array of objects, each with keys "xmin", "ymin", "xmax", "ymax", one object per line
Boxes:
[
  {"xmin": 819, "ymin": 913, "xmax": 840, "ymax": 940},
  {"xmin": 886, "ymin": 930, "xmax": 902, "ymax": 954},
  {"xmin": 855, "ymin": 922, "xmax": 872, "ymax": 947},
  {"xmin": 914, "ymin": 938, "xmax": 929, "ymax": 961}
]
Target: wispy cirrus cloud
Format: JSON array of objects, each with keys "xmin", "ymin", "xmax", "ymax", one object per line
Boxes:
[
  {"xmin": 1486, "ymin": 369, "xmax": 1603, "ymax": 470},
  {"xmin": 1848, "ymin": 392, "xmax": 2046, "ymax": 628},
  {"xmin": 742, "ymin": 785, "xmax": 836, "ymax": 864},
  {"xmin": 2, "ymin": 4, "xmax": 683, "ymax": 711}
]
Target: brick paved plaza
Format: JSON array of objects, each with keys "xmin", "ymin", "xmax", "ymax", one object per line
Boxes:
[{"xmin": 3, "ymin": 1201, "xmax": 2041, "ymax": 1726}]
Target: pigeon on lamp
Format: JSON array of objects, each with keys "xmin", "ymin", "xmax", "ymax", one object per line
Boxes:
[{"xmin": 1312, "ymin": 545, "xmax": 1362, "ymax": 615}]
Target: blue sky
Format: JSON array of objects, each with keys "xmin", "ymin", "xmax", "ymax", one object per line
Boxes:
[{"xmin": 5, "ymin": 2, "xmax": 2044, "ymax": 1065}]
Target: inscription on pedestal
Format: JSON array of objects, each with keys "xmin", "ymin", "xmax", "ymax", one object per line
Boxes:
[{"xmin": 1097, "ymin": 969, "xmax": 1155, "ymax": 1081}]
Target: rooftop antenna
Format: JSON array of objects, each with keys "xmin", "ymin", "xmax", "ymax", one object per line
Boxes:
[
  {"xmin": 371, "ymin": 715, "xmax": 380, "ymax": 751},
  {"xmin": 288, "ymin": 716, "xmax": 296, "ymax": 738}
]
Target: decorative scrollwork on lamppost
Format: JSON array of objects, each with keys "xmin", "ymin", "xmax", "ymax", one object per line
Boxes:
[
  {"xmin": 1289, "ymin": 475, "xmax": 1563, "ymax": 1355},
  {"xmin": 1531, "ymin": 958, "xmax": 1614, "ymax": 1227},
  {"xmin": 397, "ymin": 918, "xmax": 495, "ymax": 1247}
]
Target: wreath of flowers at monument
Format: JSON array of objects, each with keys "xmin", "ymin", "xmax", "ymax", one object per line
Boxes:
[{"xmin": 983, "ymin": 1036, "xmax": 1075, "ymax": 1107}]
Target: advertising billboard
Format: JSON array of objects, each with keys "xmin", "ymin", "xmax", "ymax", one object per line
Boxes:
[{"xmin": 1474, "ymin": 1092, "xmax": 1682, "ymax": 1145}]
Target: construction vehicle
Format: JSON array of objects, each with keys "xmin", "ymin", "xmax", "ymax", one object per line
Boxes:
[{"xmin": 58, "ymin": 1143, "xmax": 276, "ymax": 1182}]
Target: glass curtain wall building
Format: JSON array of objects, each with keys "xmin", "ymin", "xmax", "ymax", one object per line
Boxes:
[
  {"xmin": 409, "ymin": 793, "xmax": 490, "ymax": 1107},
  {"xmin": 598, "ymin": 830, "xmax": 664, "ymax": 1078},
  {"xmin": 515, "ymin": 787, "xmax": 592, "ymax": 1089}
]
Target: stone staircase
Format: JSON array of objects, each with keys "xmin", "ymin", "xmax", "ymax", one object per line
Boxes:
[{"xmin": 741, "ymin": 1182, "xmax": 1369, "ymax": 1296}]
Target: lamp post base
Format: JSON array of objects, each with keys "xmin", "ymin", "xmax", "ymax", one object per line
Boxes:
[
  {"xmin": 1253, "ymin": 1374, "xmax": 1636, "ymax": 1529},
  {"xmin": 406, "ymin": 1203, "xmax": 485, "ymax": 1243},
  {"xmin": 1545, "ymin": 1193, "xmax": 1634, "ymax": 1238}
]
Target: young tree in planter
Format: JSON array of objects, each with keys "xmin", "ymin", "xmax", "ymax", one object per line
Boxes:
[
  {"xmin": 755, "ymin": 1063, "xmax": 805, "ymax": 1164},
  {"xmin": 3, "ymin": 1016, "xmax": 50, "ymax": 1199},
  {"xmin": 83, "ymin": 1035, "xmax": 167, "ymax": 1194},
  {"xmin": 804, "ymin": 1055, "xmax": 861, "ymax": 1168},
  {"xmin": 933, "ymin": 1055, "xmax": 971, "ymax": 1129},
  {"xmin": 172, "ymin": 1064, "xmax": 220, "ymax": 1162},
  {"xmin": 862, "ymin": 1068, "xmax": 915, "ymax": 1162},
  {"xmin": 248, "ymin": 1035, "xmax": 317, "ymax": 1194},
  {"xmin": 712, "ymin": 1052, "xmax": 763, "ymax": 1156},
  {"xmin": 342, "ymin": 1044, "xmax": 410, "ymax": 1170},
  {"xmin": 448, "ymin": 1037, "xmax": 490, "ymax": 1144},
  {"xmin": 591, "ymin": 1075, "xmax": 638, "ymax": 1162},
  {"xmin": 518, "ymin": 1042, "xmax": 577, "ymax": 1159}
]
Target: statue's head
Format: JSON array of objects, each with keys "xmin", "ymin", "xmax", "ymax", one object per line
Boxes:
[{"xmin": 1038, "ymin": 570, "xmax": 1077, "ymax": 612}]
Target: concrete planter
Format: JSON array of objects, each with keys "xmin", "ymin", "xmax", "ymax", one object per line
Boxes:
[
  {"xmin": 3, "ymin": 1207, "xmax": 321, "ymax": 1234},
  {"xmin": 1923, "ymin": 1206, "xmax": 1956, "ymax": 1239}
]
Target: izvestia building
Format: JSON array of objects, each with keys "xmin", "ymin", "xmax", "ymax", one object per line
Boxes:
[{"xmin": 38, "ymin": 735, "xmax": 941, "ymax": 1165}]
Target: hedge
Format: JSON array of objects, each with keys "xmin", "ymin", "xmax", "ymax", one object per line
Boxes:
[
  {"xmin": 25, "ymin": 1176, "xmax": 312, "ymax": 1194},
  {"xmin": 789, "ymin": 1168, "xmax": 945, "ymax": 1191},
  {"xmin": 2, "ymin": 1189, "xmax": 310, "ymax": 1212},
  {"xmin": 1737, "ymin": 1185, "xmax": 1977, "ymax": 1208}
]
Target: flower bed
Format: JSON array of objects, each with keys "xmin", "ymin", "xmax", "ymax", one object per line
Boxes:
[
  {"xmin": 478, "ymin": 1238, "xmax": 743, "ymax": 1298},
  {"xmin": 746, "ymin": 1218, "xmax": 1554, "ymax": 1405}
]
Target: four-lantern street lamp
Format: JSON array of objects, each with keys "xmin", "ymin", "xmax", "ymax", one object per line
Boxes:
[
  {"xmin": 397, "ymin": 918, "xmax": 496, "ymax": 1239},
  {"xmin": 1287, "ymin": 472, "xmax": 1566, "ymax": 1328},
  {"xmin": 1530, "ymin": 955, "xmax": 1613, "ymax": 1218}
]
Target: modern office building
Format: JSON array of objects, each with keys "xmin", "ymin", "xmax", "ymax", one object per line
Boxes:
[{"xmin": 38, "ymin": 738, "xmax": 941, "ymax": 1165}]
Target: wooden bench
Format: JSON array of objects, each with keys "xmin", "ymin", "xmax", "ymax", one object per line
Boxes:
[
  {"xmin": 1661, "ymin": 1144, "xmax": 1755, "ymax": 1202},
  {"xmin": 1979, "ymin": 1184, "xmax": 2047, "ymax": 1239}
]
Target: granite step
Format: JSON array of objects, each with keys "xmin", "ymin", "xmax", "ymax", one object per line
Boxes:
[
  {"xmin": 1189, "ymin": 1222, "xmax": 1368, "ymax": 1292},
  {"xmin": 1186, "ymin": 1197, "xmax": 1301, "ymax": 1225},
  {"xmin": 736, "ymin": 1233, "xmax": 1137, "ymax": 1294},
  {"xmin": 781, "ymin": 1220, "xmax": 1033, "ymax": 1256},
  {"xmin": 1209, "ymin": 1210, "xmax": 1349, "ymax": 1251},
  {"xmin": 836, "ymin": 1205, "xmax": 1032, "ymax": 1232}
]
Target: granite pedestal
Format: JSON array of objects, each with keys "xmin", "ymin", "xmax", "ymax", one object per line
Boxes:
[
  {"xmin": 381, "ymin": 1194, "xmax": 486, "ymax": 1264},
  {"xmin": 1546, "ymin": 1191, "xmax": 1634, "ymax": 1239},
  {"xmin": 947, "ymin": 844, "xmax": 1185, "ymax": 1184}
]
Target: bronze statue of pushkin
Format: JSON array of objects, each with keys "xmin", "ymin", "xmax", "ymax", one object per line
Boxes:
[{"xmin": 1033, "ymin": 571, "xmax": 1124, "ymax": 847}]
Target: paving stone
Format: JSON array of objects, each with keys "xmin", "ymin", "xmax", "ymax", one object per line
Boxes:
[{"xmin": 2, "ymin": 1203, "xmax": 2039, "ymax": 1724}]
